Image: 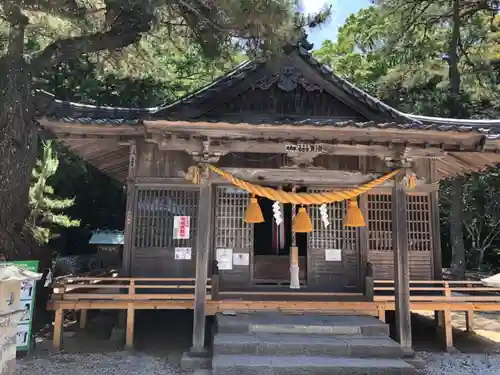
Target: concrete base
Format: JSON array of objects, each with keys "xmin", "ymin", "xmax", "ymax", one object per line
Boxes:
[
  {"xmin": 213, "ymin": 355, "xmax": 419, "ymax": 375},
  {"xmin": 108, "ymin": 327, "xmax": 125, "ymax": 345},
  {"xmin": 211, "ymin": 313, "xmax": 422, "ymax": 375},
  {"xmin": 181, "ymin": 350, "xmax": 211, "ymax": 372},
  {"xmin": 446, "ymin": 346, "xmax": 459, "ymax": 354}
]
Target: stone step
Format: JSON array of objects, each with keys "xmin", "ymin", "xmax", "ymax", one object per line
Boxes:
[
  {"xmin": 216, "ymin": 313, "xmax": 389, "ymax": 336},
  {"xmin": 213, "ymin": 333, "xmax": 406, "ymax": 358},
  {"xmin": 212, "ymin": 354, "xmax": 419, "ymax": 375}
]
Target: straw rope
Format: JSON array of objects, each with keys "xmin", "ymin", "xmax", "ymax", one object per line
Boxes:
[{"xmin": 207, "ymin": 165, "xmax": 402, "ymax": 205}]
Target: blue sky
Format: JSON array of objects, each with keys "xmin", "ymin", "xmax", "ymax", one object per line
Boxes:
[{"xmin": 303, "ymin": 0, "xmax": 371, "ymax": 48}]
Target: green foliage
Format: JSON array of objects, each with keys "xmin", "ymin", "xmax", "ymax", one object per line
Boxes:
[
  {"xmin": 26, "ymin": 141, "xmax": 80, "ymax": 245},
  {"xmin": 314, "ymin": 3, "xmax": 500, "ymax": 117},
  {"xmin": 315, "ymin": 2, "xmax": 500, "ymax": 271}
]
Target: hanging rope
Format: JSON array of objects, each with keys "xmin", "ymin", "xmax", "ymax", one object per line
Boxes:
[{"xmin": 206, "ymin": 164, "xmax": 402, "ymax": 205}]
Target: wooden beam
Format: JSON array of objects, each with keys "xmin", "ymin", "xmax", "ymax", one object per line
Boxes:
[
  {"xmin": 392, "ymin": 172, "xmax": 412, "ymax": 348},
  {"xmin": 191, "ymin": 173, "xmax": 213, "ymax": 354},
  {"xmin": 221, "ymin": 168, "xmax": 378, "ymax": 185},
  {"xmin": 144, "ymin": 120, "xmax": 484, "ymax": 149},
  {"xmin": 40, "ymin": 118, "xmax": 142, "ymax": 137},
  {"xmin": 148, "ymin": 134, "xmax": 446, "ymax": 158}
]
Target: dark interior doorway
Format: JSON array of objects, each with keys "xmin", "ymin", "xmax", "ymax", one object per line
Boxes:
[{"xmin": 252, "ymin": 186, "xmax": 308, "ymax": 284}]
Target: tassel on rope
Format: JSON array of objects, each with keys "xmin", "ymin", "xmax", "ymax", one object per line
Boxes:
[
  {"xmin": 244, "ymin": 195, "xmax": 264, "ymax": 223},
  {"xmin": 187, "ymin": 165, "xmax": 201, "ymax": 184},
  {"xmin": 344, "ymin": 198, "xmax": 366, "ymax": 227},
  {"xmin": 406, "ymin": 174, "xmax": 416, "ymax": 190},
  {"xmin": 293, "ymin": 207, "xmax": 313, "ymax": 233}
]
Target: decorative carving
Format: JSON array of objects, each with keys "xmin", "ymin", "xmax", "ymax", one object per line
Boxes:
[
  {"xmin": 286, "ymin": 152, "xmax": 321, "ymax": 168},
  {"xmin": 253, "ymin": 66, "xmax": 322, "ymax": 92},
  {"xmin": 191, "ymin": 137, "xmax": 224, "ymax": 164}
]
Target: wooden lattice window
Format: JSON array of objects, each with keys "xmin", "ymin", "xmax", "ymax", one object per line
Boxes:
[
  {"xmin": 407, "ymin": 194, "xmax": 431, "ymax": 251},
  {"xmin": 214, "ymin": 186, "xmax": 253, "ymax": 249},
  {"xmin": 368, "ymin": 194, "xmax": 392, "ymax": 251},
  {"xmin": 308, "ymin": 190, "xmax": 357, "ymax": 251},
  {"xmin": 368, "ymin": 193, "xmax": 431, "ymax": 252},
  {"xmin": 133, "ymin": 188, "xmax": 199, "ymax": 248}
]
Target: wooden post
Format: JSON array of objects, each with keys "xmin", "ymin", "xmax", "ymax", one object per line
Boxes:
[
  {"xmin": 53, "ymin": 307, "xmax": 63, "ymax": 350},
  {"xmin": 392, "ymin": 172, "xmax": 412, "ymax": 348},
  {"xmin": 211, "ymin": 259, "xmax": 220, "ymax": 301},
  {"xmin": 365, "ymin": 276, "xmax": 374, "ymax": 301},
  {"xmin": 79, "ymin": 309, "xmax": 87, "ymax": 329},
  {"xmin": 191, "ymin": 173, "xmax": 213, "ymax": 354},
  {"xmin": 429, "ymin": 160, "xmax": 443, "ymax": 327},
  {"xmin": 359, "ymin": 194, "xmax": 369, "ymax": 289},
  {"xmin": 377, "ymin": 305, "xmax": 386, "ymax": 322},
  {"xmin": 122, "ymin": 142, "xmax": 137, "ymax": 276},
  {"xmin": 125, "ymin": 280, "xmax": 135, "ymax": 349},
  {"xmin": 443, "ymin": 282, "xmax": 453, "ymax": 349},
  {"xmin": 289, "ymin": 186, "xmax": 300, "ymax": 289},
  {"xmin": 465, "ymin": 282, "xmax": 474, "ymax": 332}
]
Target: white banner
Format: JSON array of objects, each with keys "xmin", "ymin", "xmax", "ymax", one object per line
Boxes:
[
  {"xmin": 173, "ymin": 216, "xmax": 190, "ymax": 239},
  {"xmin": 216, "ymin": 248, "xmax": 233, "ymax": 270}
]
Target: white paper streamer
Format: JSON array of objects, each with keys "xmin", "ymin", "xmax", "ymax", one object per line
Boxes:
[
  {"xmin": 272, "ymin": 201, "xmax": 283, "ymax": 226},
  {"xmin": 319, "ymin": 204, "xmax": 330, "ymax": 228}
]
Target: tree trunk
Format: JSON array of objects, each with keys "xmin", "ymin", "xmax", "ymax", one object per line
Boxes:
[
  {"xmin": 477, "ymin": 248, "xmax": 486, "ymax": 271},
  {"xmin": 450, "ymin": 176, "xmax": 466, "ymax": 280},
  {"xmin": 447, "ymin": 0, "xmax": 463, "ymax": 118},
  {"xmin": 0, "ymin": 55, "xmax": 38, "ymax": 260}
]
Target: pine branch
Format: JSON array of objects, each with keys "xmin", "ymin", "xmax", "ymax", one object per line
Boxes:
[{"xmin": 30, "ymin": 2, "xmax": 155, "ymax": 75}]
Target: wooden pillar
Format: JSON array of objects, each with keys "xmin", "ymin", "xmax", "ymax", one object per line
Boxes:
[
  {"xmin": 465, "ymin": 310, "xmax": 474, "ymax": 332},
  {"xmin": 122, "ymin": 142, "xmax": 137, "ymax": 276},
  {"xmin": 428, "ymin": 159, "xmax": 443, "ymax": 327},
  {"xmin": 53, "ymin": 307, "xmax": 63, "ymax": 350},
  {"xmin": 392, "ymin": 173, "xmax": 412, "ymax": 348},
  {"xmin": 79, "ymin": 309, "xmax": 87, "ymax": 329},
  {"xmin": 125, "ymin": 280, "xmax": 135, "ymax": 349},
  {"xmin": 289, "ymin": 186, "xmax": 300, "ymax": 289},
  {"xmin": 191, "ymin": 173, "xmax": 213, "ymax": 354},
  {"xmin": 125, "ymin": 303, "xmax": 135, "ymax": 349},
  {"xmin": 359, "ymin": 194, "xmax": 369, "ymax": 290},
  {"xmin": 442, "ymin": 282, "xmax": 453, "ymax": 349},
  {"xmin": 429, "ymin": 159, "xmax": 442, "ymax": 280}
]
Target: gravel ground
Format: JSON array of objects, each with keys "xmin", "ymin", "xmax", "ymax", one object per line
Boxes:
[
  {"xmin": 422, "ymin": 352, "xmax": 500, "ymax": 375},
  {"xmin": 15, "ymin": 352, "xmax": 184, "ymax": 375},
  {"xmin": 14, "ymin": 351, "xmax": 500, "ymax": 375}
]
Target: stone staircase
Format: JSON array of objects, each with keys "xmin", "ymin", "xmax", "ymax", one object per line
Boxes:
[{"xmin": 211, "ymin": 313, "xmax": 423, "ymax": 375}]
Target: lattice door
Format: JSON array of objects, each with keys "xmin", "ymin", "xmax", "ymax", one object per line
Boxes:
[
  {"xmin": 308, "ymin": 189, "xmax": 359, "ymax": 290},
  {"xmin": 214, "ymin": 186, "xmax": 253, "ymax": 287},
  {"xmin": 131, "ymin": 187, "xmax": 199, "ymax": 277},
  {"xmin": 367, "ymin": 193, "xmax": 432, "ymax": 279}
]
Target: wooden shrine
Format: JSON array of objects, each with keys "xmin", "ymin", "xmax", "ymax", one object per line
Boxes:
[{"xmin": 38, "ymin": 39, "xmax": 500, "ymax": 354}]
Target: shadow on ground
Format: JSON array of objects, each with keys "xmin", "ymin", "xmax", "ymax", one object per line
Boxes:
[{"xmin": 31, "ymin": 309, "xmax": 500, "ymax": 362}]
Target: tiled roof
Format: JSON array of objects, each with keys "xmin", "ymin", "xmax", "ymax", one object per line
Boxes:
[
  {"xmin": 89, "ymin": 230, "xmax": 124, "ymax": 245},
  {"xmin": 37, "ymin": 40, "xmax": 500, "ymax": 137}
]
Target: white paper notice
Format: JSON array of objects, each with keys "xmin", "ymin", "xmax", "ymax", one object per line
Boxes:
[
  {"xmin": 325, "ymin": 249, "xmax": 342, "ymax": 262},
  {"xmin": 174, "ymin": 247, "xmax": 192, "ymax": 260},
  {"xmin": 233, "ymin": 253, "xmax": 249, "ymax": 266},
  {"xmin": 216, "ymin": 248, "xmax": 233, "ymax": 270},
  {"xmin": 173, "ymin": 216, "xmax": 190, "ymax": 239}
]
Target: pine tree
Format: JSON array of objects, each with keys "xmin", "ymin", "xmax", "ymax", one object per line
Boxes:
[{"xmin": 25, "ymin": 141, "xmax": 80, "ymax": 245}]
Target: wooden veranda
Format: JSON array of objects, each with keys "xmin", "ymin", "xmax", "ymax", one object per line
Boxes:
[{"xmin": 49, "ymin": 272, "xmax": 500, "ymax": 351}]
